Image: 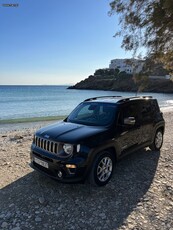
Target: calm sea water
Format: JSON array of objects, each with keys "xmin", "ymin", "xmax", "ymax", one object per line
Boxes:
[{"xmin": 0, "ymin": 85, "xmax": 173, "ymax": 120}]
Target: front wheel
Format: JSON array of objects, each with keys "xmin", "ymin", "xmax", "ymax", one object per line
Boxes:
[
  {"xmin": 88, "ymin": 151, "xmax": 115, "ymax": 186},
  {"xmin": 150, "ymin": 129, "xmax": 163, "ymax": 151}
]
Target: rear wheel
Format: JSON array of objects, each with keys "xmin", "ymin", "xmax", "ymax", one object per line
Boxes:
[
  {"xmin": 150, "ymin": 129, "xmax": 163, "ymax": 151},
  {"xmin": 88, "ymin": 150, "xmax": 115, "ymax": 186}
]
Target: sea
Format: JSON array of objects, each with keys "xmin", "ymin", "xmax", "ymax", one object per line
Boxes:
[{"xmin": 0, "ymin": 85, "xmax": 173, "ymax": 121}]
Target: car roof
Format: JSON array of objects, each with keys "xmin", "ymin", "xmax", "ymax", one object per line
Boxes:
[{"xmin": 84, "ymin": 96, "xmax": 153, "ymax": 104}]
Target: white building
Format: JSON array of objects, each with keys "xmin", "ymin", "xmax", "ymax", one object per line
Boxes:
[{"xmin": 109, "ymin": 58, "xmax": 144, "ymax": 74}]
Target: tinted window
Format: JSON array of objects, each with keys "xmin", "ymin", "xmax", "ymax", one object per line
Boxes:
[
  {"xmin": 141, "ymin": 101, "xmax": 153, "ymax": 122},
  {"xmin": 67, "ymin": 102, "xmax": 117, "ymax": 126},
  {"xmin": 118, "ymin": 102, "xmax": 140, "ymax": 125}
]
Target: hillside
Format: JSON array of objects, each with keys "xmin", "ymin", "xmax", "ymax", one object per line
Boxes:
[{"xmin": 68, "ymin": 73, "xmax": 173, "ymax": 93}]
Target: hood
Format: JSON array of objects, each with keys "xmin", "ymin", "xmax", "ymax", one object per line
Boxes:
[{"xmin": 36, "ymin": 121, "xmax": 107, "ymax": 144}]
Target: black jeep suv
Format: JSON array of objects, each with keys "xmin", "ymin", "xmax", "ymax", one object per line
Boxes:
[{"xmin": 30, "ymin": 96, "xmax": 165, "ymax": 186}]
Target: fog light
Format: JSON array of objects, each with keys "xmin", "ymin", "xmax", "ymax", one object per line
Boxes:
[{"xmin": 66, "ymin": 164, "xmax": 76, "ymax": 169}]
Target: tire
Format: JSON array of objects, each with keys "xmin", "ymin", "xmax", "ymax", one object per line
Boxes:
[
  {"xmin": 88, "ymin": 150, "xmax": 115, "ymax": 186},
  {"xmin": 150, "ymin": 129, "xmax": 163, "ymax": 151}
]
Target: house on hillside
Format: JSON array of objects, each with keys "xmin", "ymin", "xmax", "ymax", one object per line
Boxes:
[{"xmin": 109, "ymin": 58, "xmax": 144, "ymax": 74}]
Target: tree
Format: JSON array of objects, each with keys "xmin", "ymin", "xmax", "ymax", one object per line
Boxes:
[
  {"xmin": 143, "ymin": 56, "xmax": 169, "ymax": 76},
  {"xmin": 109, "ymin": 0, "xmax": 173, "ymax": 74},
  {"xmin": 133, "ymin": 74, "xmax": 149, "ymax": 94}
]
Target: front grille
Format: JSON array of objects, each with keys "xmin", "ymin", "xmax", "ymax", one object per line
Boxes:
[{"xmin": 35, "ymin": 136, "xmax": 59, "ymax": 154}]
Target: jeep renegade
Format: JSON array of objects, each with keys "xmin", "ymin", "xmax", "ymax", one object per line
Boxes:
[{"xmin": 30, "ymin": 96, "xmax": 165, "ymax": 186}]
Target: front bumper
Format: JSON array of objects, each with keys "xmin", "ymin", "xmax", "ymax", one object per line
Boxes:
[{"xmin": 30, "ymin": 148, "xmax": 88, "ymax": 183}]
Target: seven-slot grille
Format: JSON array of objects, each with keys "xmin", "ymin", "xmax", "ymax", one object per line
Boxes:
[{"xmin": 35, "ymin": 136, "xmax": 59, "ymax": 154}]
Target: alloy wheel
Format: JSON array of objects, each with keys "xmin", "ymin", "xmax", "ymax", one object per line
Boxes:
[
  {"xmin": 97, "ymin": 157, "xmax": 113, "ymax": 182},
  {"xmin": 155, "ymin": 131, "xmax": 163, "ymax": 149}
]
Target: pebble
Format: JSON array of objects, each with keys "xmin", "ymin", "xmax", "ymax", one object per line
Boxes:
[
  {"xmin": 9, "ymin": 203, "xmax": 15, "ymax": 208},
  {"xmin": 0, "ymin": 214, "xmax": 5, "ymax": 219},
  {"xmin": 35, "ymin": 217, "xmax": 42, "ymax": 222},
  {"xmin": 99, "ymin": 213, "xmax": 107, "ymax": 220},
  {"xmin": 35, "ymin": 211, "xmax": 40, "ymax": 214},
  {"xmin": 1, "ymin": 222, "xmax": 8, "ymax": 228},
  {"xmin": 11, "ymin": 227, "xmax": 21, "ymax": 230},
  {"xmin": 39, "ymin": 197, "xmax": 45, "ymax": 204}
]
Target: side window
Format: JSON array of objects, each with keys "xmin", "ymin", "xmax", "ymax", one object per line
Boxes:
[
  {"xmin": 118, "ymin": 103, "xmax": 140, "ymax": 125},
  {"xmin": 150, "ymin": 100, "xmax": 160, "ymax": 114},
  {"xmin": 141, "ymin": 101, "xmax": 152, "ymax": 122}
]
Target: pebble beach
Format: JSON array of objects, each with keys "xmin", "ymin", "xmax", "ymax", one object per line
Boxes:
[{"xmin": 0, "ymin": 110, "xmax": 173, "ymax": 230}]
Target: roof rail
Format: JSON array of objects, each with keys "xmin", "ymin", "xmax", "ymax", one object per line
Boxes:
[
  {"xmin": 84, "ymin": 96, "xmax": 123, "ymax": 102},
  {"xmin": 84, "ymin": 95, "xmax": 153, "ymax": 103},
  {"xmin": 117, "ymin": 96, "xmax": 153, "ymax": 103}
]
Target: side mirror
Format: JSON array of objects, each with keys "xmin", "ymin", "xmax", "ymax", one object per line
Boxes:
[{"xmin": 124, "ymin": 117, "xmax": 136, "ymax": 125}]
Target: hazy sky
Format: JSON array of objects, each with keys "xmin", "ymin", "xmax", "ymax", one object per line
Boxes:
[{"xmin": 0, "ymin": 0, "xmax": 132, "ymax": 85}]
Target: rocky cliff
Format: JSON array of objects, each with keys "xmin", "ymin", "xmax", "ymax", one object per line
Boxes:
[{"xmin": 68, "ymin": 74, "xmax": 173, "ymax": 93}]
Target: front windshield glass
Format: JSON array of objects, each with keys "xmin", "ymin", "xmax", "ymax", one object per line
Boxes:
[{"xmin": 67, "ymin": 102, "xmax": 117, "ymax": 126}]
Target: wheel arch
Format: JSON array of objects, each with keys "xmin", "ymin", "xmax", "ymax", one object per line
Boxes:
[
  {"xmin": 85, "ymin": 145, "xmax": 118, "ymax": 178},
  {"xmin": 158, "ymin": 126, "xmax": 164, "ymax": 134},
  {"xmin": 86, "ymin": 146, "xmax": 116, "ymax": 186},
  {"xmin": 104, "ymin": 147, "xmax": 117, "ymax": 162},
  {"xmin": 151, "ymin": 124, "xmax": 164, "ymax": 144},
  {"xmin": 150, "ymin": 126, "xmax": 164, "ymax": 151}
]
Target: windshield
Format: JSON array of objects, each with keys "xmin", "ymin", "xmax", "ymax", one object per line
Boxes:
[{"xmin": 66, "ymin": 102, "xmax": 117, "ymax": 126}]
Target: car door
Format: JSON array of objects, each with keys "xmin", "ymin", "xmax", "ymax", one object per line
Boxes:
[{"xmin": 116, "ymin": 102, "xmax": 142, "ymax": 156}]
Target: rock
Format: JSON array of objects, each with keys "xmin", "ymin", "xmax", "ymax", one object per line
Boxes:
[
  {"xmin": 11, "ymin": 227, "xmax": 21, "ymax": 230},
  {"xmin": 128, "ymin": 222, "xmax": 135, "ymax": 229},
  {"xmin": 69, "ymin": 74, "xmax": 173, "ymax": 93},
  {"xmin": 9, "ymin": 203, "xmax": 15, "ymax": 208},
  {"xmin": 1, "ymin": 222, "xmax": 8, "ymax": 228},
  {"xmin": 99, "ymin": 213, "xmax": 106, "ymax": 220},
  {"xmin": 6, "ymin": 211, "xmax": 12, "ymax": 219},
  {"xmin": 35, "ymin": 211, "xmax": 40, "ymax": 214},
  {"xmin": 39, "ymin": 197, "xmax": 45, "ymax": 204},
  {"xmin": 3, "ymin": 162, "xmax": 10, "ymax": 166},
  {"xmin": 16, "ymin": 140, "xmax": 22, "ymax": 144},
  {"xmin": 10, "ymin": 135, "xmax": 23, "ymax": 142},
  {"xmin": 0, "ymin": 214, "xmax": 5, "ymax": 219},
  {"xmin": 35, "ymin": 217, "xmax": 42, "ymax": 222}
]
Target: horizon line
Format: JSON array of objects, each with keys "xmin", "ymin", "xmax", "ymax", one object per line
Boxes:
[{"xmin": 0, "ymin": 84, "xmax": 73, "ymax": 86}]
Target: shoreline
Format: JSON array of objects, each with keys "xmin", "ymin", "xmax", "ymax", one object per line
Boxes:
[
  {"xmin": 1, "ymin": 106, "xmax": 173, "ymax": 124},
  {"xmin": 0, "ymin": 116, "xmax": 65, "ymax": 134},
  {"xmin": 0, "ymin": 107, "xmax": 172, "ymax": 134},
  {"xmin": 0, "ymin": 120, "xmax": 58, "ymax": 134},
  {"xmin": 0, "ymin": 115, "xmax": 66, "ymax": 124}
]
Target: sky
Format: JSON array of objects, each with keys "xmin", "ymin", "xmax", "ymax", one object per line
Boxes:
[{"xmin": 0, "ymin": 0, "xmax": 133, "ymax": 85}]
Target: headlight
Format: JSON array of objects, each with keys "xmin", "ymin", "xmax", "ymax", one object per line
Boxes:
[{"xmin": 63, "ymin": 144, "xmax": 73, "ymax": 155}]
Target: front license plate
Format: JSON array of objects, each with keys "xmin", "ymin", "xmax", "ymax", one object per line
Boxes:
[{"xmin": 34, "ymin": 157, "xmax": 49, "ymax": 169}]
